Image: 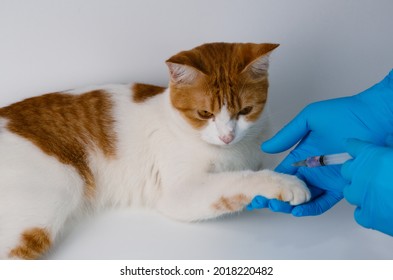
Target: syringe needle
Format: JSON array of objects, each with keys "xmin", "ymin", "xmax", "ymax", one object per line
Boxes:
[{"xmin": 292, "ymin": 160, "xmax": 307, "ymax": 167}]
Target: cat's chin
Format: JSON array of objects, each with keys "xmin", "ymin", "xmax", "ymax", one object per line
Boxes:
[
  {"xmin": 202, "ymin": 137, "xmax": 241, "ymax": 147},
  {"xmin": 216, "ymin": 142, "xmax": 237, "ymax": 148}
]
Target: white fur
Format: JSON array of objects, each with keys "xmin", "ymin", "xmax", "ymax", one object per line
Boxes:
[
  {"xmin": 200, "ymin": 105, "xmax": 252, "ymax": 146},
  {"xmin": 0, "ymin": 85, "xmax": 310, "ymax": 259},
  {"xmin": 0, "ymin": 126, "xmax": 84, "ymax": 259}
]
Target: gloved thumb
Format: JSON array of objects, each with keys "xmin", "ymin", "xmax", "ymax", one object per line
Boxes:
[
  {"xmin": 341, "ymin": 138, "xmax": 374, "ymax": 180},
  {"xmin": 262, "ymin": 110, "xmax": 310, "ymax": 153}
]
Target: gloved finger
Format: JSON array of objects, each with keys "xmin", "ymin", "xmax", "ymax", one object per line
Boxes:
[
  {"xmin": 341, "ymin": 160, "xmax": 355, "ymax": 181},
  {"xmin": 262, "ymin": 110, "xmax": 309, "ymax": 153},
  {"xmin": 308, "ymin": 184, "xmax": 325, "ymax": 199},
  {"xmin": 246, "ymin": 195, "xmax": 269, "ymax": 210},
  {"xmin": 299, "ymin": 164, "xmax": 346, "ymax": 192},
  {"xmin": 343, "ymin": 184, "xmax": 363, "ymax": 206},
  {"xmin": 354, "ymin": 207, "xmax": 372, "ymax": 229},
  {"xmin": 291, "ymin": 191, "xmax": 343, "ymax": 216},
  {"xmin": 345, "ymin": 138, "xmax": 374, "ymax": 157},
  {"xmin": 268, "ymin": 199, "xmax": 293, "ymax": 213}
]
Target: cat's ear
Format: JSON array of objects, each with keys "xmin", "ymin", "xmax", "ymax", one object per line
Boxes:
[
  {"xmin": 166, "ymin": 62, "xmax": 204, "ymax": 85},
  {"xmin": 241, "ymin": 43, "xmax": 279, "ymax": 79}
]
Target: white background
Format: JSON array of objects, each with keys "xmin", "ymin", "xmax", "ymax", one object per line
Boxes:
[{"xmin": 1, "ymin": 0, "xmax": 392, "ymax": 259}]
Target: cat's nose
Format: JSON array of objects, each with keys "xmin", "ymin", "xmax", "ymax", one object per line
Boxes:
[{"xmin": 219, "ymin": 134, "xmax": 234, "ymax": 144}]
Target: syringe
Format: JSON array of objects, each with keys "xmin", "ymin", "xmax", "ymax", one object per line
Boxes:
[{"xmin": 292, "ymin": 152, "xmax": 353, "ymax": 168}]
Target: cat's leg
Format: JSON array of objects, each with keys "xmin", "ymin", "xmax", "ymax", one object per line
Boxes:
[
  {"xmin": 0, "ymin": 132, "xmax": 85, "ymax": 259},
  {"xmin": 156, "ymin": 169, "xmax": 310, "ymax": 222}
]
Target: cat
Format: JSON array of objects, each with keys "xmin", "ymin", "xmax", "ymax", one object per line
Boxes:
[{"xmin": 0, "ymin": 42, "xmax": 310, "ymax": 259}]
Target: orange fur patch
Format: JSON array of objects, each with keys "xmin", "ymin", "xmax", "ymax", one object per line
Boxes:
[
  {"xmin": 132, "ymin": 83, "xmax": 166, "ymax": 103},
  {"xmin": 9, "ymin": 228, "xmax": 51, "ymax": 260},
  {"xmin": 212, "ymin": 194, "xmax": 250, "ymax": 212},
  {"xmin": 166, "ymin": 43, "xmax": 278, "ymax": 129},
  {"xmin": 0, "ymin": 90, "xmax": 116, "ymax": 197}
]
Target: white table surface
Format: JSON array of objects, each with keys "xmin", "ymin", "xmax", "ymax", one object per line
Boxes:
[{"xmin": 46, "ymin": 199, "xmax": 392, "ymax": 260}]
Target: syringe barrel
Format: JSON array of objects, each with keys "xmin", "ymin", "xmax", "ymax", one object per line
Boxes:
[{"xmin": 322, "ymin": 153, "xmax": 353, "ymax": 165}]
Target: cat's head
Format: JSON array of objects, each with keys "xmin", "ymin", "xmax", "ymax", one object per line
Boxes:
[{"xmin": 166, "ymin": 42, "xmax": 278, "ymax": 146}]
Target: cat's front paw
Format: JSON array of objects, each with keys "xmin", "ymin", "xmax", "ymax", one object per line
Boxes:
[{"xmin": 275, "ymin": 173, "xmax": 311, "ymax": 205}]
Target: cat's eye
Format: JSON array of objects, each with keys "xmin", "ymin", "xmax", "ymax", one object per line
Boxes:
[
  {"xmin": 197, "ymin": 110, "xmax": 214, "ymax": 119},
  {"xmin": 238, "ymin": 106, "xmax": 253, "ymax": 116}
]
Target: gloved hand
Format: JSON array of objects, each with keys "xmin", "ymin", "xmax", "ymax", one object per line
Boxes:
[
  {"xmin": 248, "ymin": 69, "xmax": 393, "ymax": 216},
  {"xmin": 341, "ymin": 139, "xmax": 393, "ymax": 236}
]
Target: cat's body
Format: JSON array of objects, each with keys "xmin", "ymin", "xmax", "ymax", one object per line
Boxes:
[{"xmin": 0, "ymin": 43, "xmax": 310, "ymax": 259}]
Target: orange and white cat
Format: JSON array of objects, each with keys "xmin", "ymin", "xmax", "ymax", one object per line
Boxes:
[{"xmin": 0, "ymin": 42, "xmax": 310, "ymax": 259}]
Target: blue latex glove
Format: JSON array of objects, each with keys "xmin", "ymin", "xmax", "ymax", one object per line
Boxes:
[
  {"xmin": 248, "ymin": 69, "xmax": 393, "ymax": 216},
  {"xmin": 341, "ymin": 139, "xmax": 393, "ymax": 236}
]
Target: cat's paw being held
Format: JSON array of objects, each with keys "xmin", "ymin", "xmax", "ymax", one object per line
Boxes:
[
  {"xmin": 276, "ymin": 173, "xmax": 311, "ymax": 205},
  {"xmin": 254, "ymin": 170, "xmax": 311, "ymax": 206}
]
